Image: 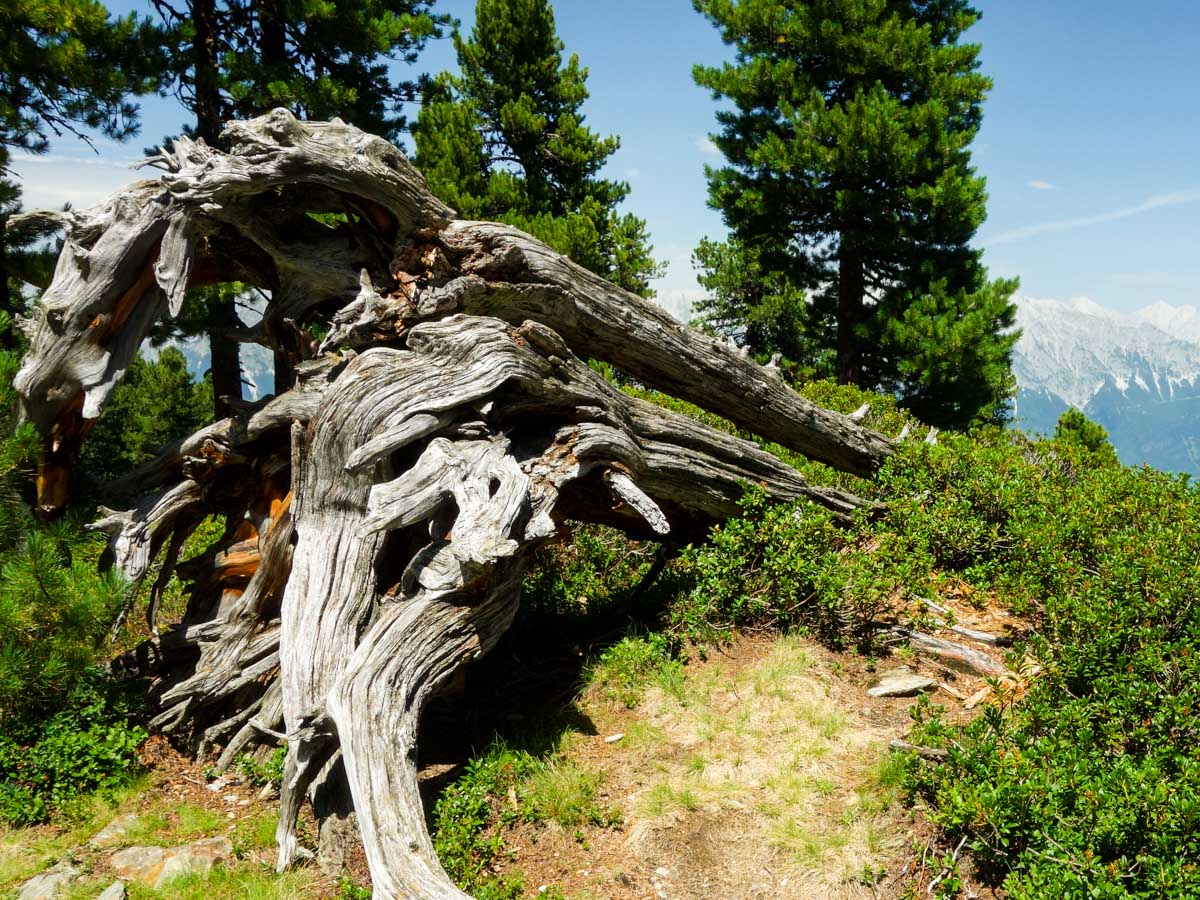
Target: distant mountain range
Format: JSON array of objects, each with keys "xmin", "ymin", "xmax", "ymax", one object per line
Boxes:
[{"xmin": 1012, "ymin": 296, "xmax": 1200, "ymax": 475}]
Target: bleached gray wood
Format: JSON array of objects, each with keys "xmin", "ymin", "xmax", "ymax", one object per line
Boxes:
[
  {"xmin": 11, "ymin": 109, "xmax": 903, "ymax": 899},
  {"xmin": 889, "ymin": 627, "xmax": 1008, "ymax": 678}
]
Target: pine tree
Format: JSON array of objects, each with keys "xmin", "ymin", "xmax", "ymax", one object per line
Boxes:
[
  {"xmin": 151, "ymin": 0, "xmax": 448, "ymax": 145},
  {"xmin": 691, "ymin": 237, "xmax": 822, "ymax": 372},
  {"xmin": 149, "ymin": 0, "xmax": 449, "ymax": 413},
  {"xmin": 693, "ymin": 0, "xmax": 1018, "ymax": 428},
  {"xmin": 413, "ymin": 0, "xmax": 663, "ymax": 297},
  {"xmin": 0, "ymin": 0, "xmax": 165, "ymax": 342},
  {"xmin": 80, "ymin": 347, "xmax": 213, "ymax": 483}
]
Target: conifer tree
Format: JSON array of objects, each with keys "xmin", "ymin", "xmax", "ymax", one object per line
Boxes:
[
  {"xmin": 149, "ymin": 0, "xmax": 449, "ymax": 413},
  {"xmin": 413, "ymin": 0, "xmax": 663, "ymax": 297},
  {"xmin": 80, "ymin": 347, "xmax": 213, "ymax": 483},
  {"xmin": 0, "ymin": 0, "xmax": 164, "ymax": 338},
  {"xmin": 693, "ymin": 0, "xmax": 1018, "ymax": 427}
]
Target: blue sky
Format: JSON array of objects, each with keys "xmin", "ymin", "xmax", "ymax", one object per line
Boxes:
[{"xmin": 11, "ymin": 0, "xmax": 1200, "ymax": 320}]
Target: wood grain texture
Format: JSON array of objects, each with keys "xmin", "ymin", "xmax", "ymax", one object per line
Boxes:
[{"xmin": 12, "ymin": 110, "xmax": 900, "ymax": 899}]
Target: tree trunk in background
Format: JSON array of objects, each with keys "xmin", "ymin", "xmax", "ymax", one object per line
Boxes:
[
  {"xmin": 193, "ymin": 0, "xmax": 243, "ymax": 418},
  {"xmin": 837, "ymin": 238, "xmax": 865, "ymax": 387},
  {"xmin": 259, "ymin": 0, "xmax": 291, "ymax": 398}
]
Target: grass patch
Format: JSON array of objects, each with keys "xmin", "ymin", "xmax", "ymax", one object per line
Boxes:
[
  {"xmin": 585, "ymin": 633, "xmax": 682, "ymax": 709},
  {"xmin": 122, "ymin": 862, "xmax": 326, "ymax": 899},
  {"xmin": 522, "ymin": 759, "xmax": 613, "ymax": 829},
  {"xmin": 641, "ymin": 781, "xmax": 702, "ymax": 817}
]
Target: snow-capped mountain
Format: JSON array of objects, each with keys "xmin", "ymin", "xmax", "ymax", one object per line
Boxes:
[{"xmin": 1012, "ymin": 296, "xmax": 1200, "ymax": 474}]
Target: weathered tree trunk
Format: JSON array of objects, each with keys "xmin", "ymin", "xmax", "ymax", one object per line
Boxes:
[{"xmin": 11, "ymin": 110, "xmax": 897, "ymax": 899}]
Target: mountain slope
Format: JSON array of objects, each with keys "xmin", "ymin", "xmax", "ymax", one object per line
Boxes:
[{"xmin": 1012, "ymin": 296, "xmax": 1200, "ymax": 474}]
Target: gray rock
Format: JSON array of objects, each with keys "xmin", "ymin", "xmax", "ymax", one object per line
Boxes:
[
  {"xmin": 89, "ymin": 813, "xmax": 140, "ymax": 848},
  {"xmin": 96, "ymin": 882, "xmax": 126, "ymax": 900},
  {"xmin": 110, "ymin": 836, "xmax": 233, "ymax": 889},
  {"xmin": 16, "ymin": 862, "xmax": 81, "ymax": 900},
  {"xmin": 867, "ymin": 667, "xmax": 939, "ymax": 698}
]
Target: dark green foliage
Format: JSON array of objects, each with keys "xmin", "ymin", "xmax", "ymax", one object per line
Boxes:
[
  {"xmin": 887, "ymin": 434, "xmax": 1200, "ymax": 896},
  {"xmin": 0, "ymin": 676, "xmax": 146, "ymax": 826},
  {"xmin": 0, "ymin": 0, "xmax": 164, "ymax": 156},
  {"xmin": 521, "ymin": 524, "xmax": 670, "ymax": 629},
  {"xmin": 0, "ymin": 343, "xmax": 126, "ymax": 716},
  {"xmin": 79, "ymin": 346, "xmax": 212, "ymax": 483},
  {"xmin": 152, "ymin": 0, "xmax": 448, "ymax": 144},
  {"xmin": 234, "ymin": 746, "xmax": 286, "ymax": 787},
  {"xmin": 432, "ymin": 737, "xmax": 615, "ymax": 899},
  {"xmin": 0, "ymin": 336, "xmax": 145, "ymax": 826},
  {"xmin": 1, "ymin": 0, "xmax": 165, "ymax": 342},
  {"xmin": 691, "ymin": 236, "xmax": 822, "ymax": 372},
  {"xmin": 693, "ymin": 0, "xmax": 1018, "ymax": 427},
  {"xmin": 413, "ymin": 0, "xmax": 663, "ymax": 296},
  {"xmin": 432, "ymin": 745, "xmax": 533, "ymax": 899},
  {"xmin": 0, "ymin": 524, "xmax": 128, "ymax": 711},
  {"xmin": 1054, "ymin": 407, "xmax": 1119, "ymax": 464}
]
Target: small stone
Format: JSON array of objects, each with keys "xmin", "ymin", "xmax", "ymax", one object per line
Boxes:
[
  {"xmin": 205, "ymin": 774, "xmax": 234, "ymax": 792},
  {"xmin": 604, "ymin": 733, "xmax": 624, "ymax": 744},
  {"xmin": 89, "ymin": 813, "xmax": 140, "ymax": 848},
  {"xmin": 96, "ymin": 882, "xmax": 127, "ymax": 900},
  {"xmin": 867, "ymin": 667, "xmax": 939, "ymax": 698},
  {"xmin": 111, "ymin": 836, "xmax": 233, "ymax": 889},
  {"xmin": 237, "ymin": 798, "xmax": 251, "ymax": 806},
  {"xmin": 16, "ymin": 862, "xmax": 81, "ymax": 900},
  {"xmin": 110, "ymin": 846, "xmax": 167, "ymax": 885},
  {"xmin": 655, "ymin": 866, "xmax": 671, "ymax": 878}
]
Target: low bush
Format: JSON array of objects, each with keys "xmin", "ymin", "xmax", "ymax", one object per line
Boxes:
[
  {"xmin": 432, "ymin": 738, "xmax": 618, "ymax": 898},
  {"xmin": 894, "ymin": 429, "xmax": 1200, "ymax": 897},
  {"xmin": 0, "ymin": 343, "xmax": 146, "ymax": 826},
  {"xmin": 0, "ymin": 676, "xmax": 145, "ymax": 826}
]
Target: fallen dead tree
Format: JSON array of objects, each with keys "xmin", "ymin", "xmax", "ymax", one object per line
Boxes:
[{"xmin": 13, "ymin": 109, "xmax": 896, "ymax": 898}]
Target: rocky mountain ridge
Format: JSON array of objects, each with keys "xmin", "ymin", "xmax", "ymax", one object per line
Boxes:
[{"xmin": 1012, "ymin": 296, "xmax": 1200, "ymax": 475}]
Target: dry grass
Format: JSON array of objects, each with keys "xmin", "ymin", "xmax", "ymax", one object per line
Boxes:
[{"xmin": 494, "ymin": 632, "xmax": 927, "ymax": 899}]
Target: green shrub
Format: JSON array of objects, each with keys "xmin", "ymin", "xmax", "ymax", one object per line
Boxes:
[
  {"xmin": 0, "ymin": 343, "xmax": 145, "ymax": 826},
  {"xmin": 432, "ymin": 737, "xmax": 617, "ymax": 898},
  {"xmin": 432, "ymin": 743, "xmax": 536, "ymax": 900},
  {"xmin": 671, "ymin": 487, "xmax": 860, "ymax": 647},
  {"xmin": 79, "ymin": 346, "xmax": 212, "ymax": 483},
  {"xmin": 1053, "ymin": 407, "xmax": 1121, "ymax": 469},
  {"xmin": 894, "ymin": 432, "xmax": 1200, "ymax": 896},
  {"xmin": 586, "ymin": 632, "xmax": 682, "ymax": 708},
  {"xmin": 521, "ymin": 524, "xmax": 665, "ymax": 627},
  {"xmin": 235, "ymin": 746, "xmax": 287, "ymax": 787},
  {"xmin": 0, "ymin": 676, "xmax": 145, "ymax": 825}
]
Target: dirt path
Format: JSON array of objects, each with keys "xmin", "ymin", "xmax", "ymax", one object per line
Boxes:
[{"xmin": 483, "ymin": 634, "xmax": 953, "ymax": 899}]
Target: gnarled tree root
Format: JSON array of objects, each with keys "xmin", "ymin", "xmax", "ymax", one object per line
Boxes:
[{"xmin": 13, "ymin": 109, "xmax": 900, "ymax": 898}]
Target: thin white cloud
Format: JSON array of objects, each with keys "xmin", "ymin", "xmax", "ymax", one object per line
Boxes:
[
  {"xmin": 987, "ymin": 190, "xmax": 1200, "ymax": 246},
  {"xmin": 8, "ymin": 153, "xmax": 144, "ymax": 210},
  {"xmin": 696, "ymin": 136, "xmax": 720, "ymax": 157},
  {"xmin": 16, "ymin": 153, "xmax": 140, "ymax": 169},
  {"xmin": 625, "ymin": 167, "xmax": 641, "ymax": 179},
  {"xmin": 1028, "ymin": 180, "xmax": 1057, "ymax": 191}
]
